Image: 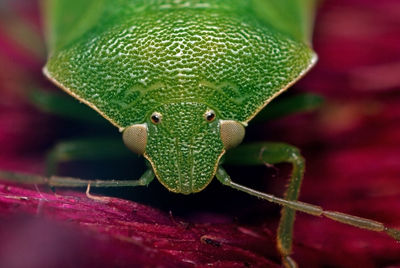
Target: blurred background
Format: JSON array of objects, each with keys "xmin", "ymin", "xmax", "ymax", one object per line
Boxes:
[{"xmin": 0, "ymin": 0, "xmax": 400, "ymax": 267}]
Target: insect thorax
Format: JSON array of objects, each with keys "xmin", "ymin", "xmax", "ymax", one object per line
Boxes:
[{"xmin": 46, "ymin": 0, "xmax": 314, "ymax": 128}]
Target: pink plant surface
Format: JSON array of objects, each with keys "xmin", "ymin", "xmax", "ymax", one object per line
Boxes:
[{"xmin": 1, "ymin": 0, "xmax": 400, "ymax": 267}]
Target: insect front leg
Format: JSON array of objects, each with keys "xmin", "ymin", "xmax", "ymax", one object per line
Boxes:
[
  {"xmin": 219, "ymin": 142, "xmax": 400, "ymax": 267},
  {"xmin": 0, "ymin": 169, "xmax": 155, "ymax": 189},
  {"xmin": 223, "ymin": 142, "xmax": 305, "ymax": 268}
]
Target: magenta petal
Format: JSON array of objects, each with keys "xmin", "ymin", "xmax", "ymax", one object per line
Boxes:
[
  {"xmin": 0, "ymin": 184, "xmax": 281, "ymax": 267},
  {"xmin": 1, "ymin": 0, "xmax": 400, "ymax": 267}
]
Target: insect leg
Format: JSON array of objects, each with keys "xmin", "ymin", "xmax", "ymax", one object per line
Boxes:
[
  {"xmin": 252, "ymin": 93, "xmax": 323, "ymax": 123},
  {"xmin": 0, "ymin": 169, "xmax": 155, "ymax": 188},
  {"xmin": 216, "ymin": 166, "xmax": 400, "ymax": 263},
  {"xmin": 223, "ymin": 142, "xmax": 305, "ymax": 268},
  {"xmin": 29, "ymin": 89, "xmax": 105, "ymax": 124},
  {"xmin": 45, "ymin": 137, "xmax": 131, "ymax": 175}
]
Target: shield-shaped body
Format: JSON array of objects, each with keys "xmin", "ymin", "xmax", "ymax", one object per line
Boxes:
[{"xmin": 44, "ymin": 0, "xmax": 317, "ymax": 194}]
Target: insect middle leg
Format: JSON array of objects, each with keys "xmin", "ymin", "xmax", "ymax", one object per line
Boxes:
[
  {"xmin": 223, "ymin": 142, "xmax": 305, "ymax": 268},
  {"xmin": 252, "ymin": 93, "xmax": 323, "ymax": 123},
  {"xmin": 45, "ymin": 137, "xmax": 131, "ymax": 175}
]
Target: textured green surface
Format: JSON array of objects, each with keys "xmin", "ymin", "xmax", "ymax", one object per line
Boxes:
[
  {"xmin": 145, "ymin": 103, "xmax": 223, "ymax": 193},
  {"xmin": 251, "ymin": 0, "xmax": 316, "ymax": 44},
  {"xmin": 45, "ymin": 0, "xmax": 316, "ymax": 128},
  {"xmin": 44, "ymin": 0, "xmax": 317, "ymax": 193}
]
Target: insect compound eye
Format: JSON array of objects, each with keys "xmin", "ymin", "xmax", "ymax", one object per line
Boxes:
[
  {"xmin": 150, "ymin": 112, "xmax": 162, "ymax": 124},
  {"xmin": 204, "ymin": 110, "xmax": 216, "ymax": 122},
  {"xmin": 122, "ymin": 124, "xmax": 148, "ymax": 155},
  {"xmin": 220, "ymin": 120, "xmax": 245, "ymax": 150}
]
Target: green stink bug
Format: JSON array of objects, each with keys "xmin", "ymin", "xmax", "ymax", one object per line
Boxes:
[
  {"xmin": 1, "ymin": 0, "xmax": 399, "ymax": 267},
  {"xmin": 43, "ymin": 0, "xmax": 316, "ymax": 193}
]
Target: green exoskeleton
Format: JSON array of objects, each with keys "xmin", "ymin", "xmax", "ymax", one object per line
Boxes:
[{"xmin": 1, "ymin": 0, "xmax": 399, "ymax": 267}]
